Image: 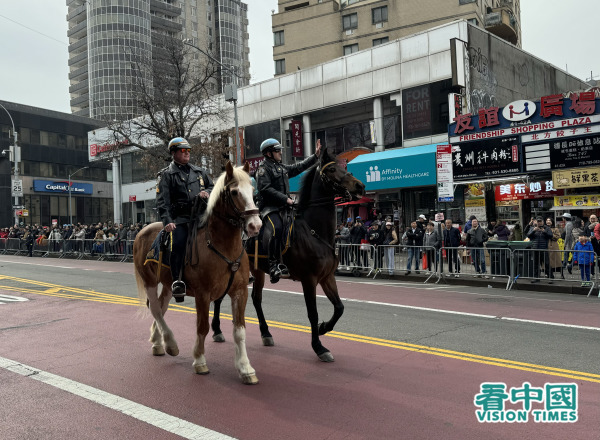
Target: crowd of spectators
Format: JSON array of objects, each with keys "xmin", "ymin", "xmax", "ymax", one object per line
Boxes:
[
  {"xmin": 333, "ymin": 212, "xmax": 598, "ymax": 286},
  {"xmin": 0, "ymin": 221, "xmax": 144, "ymax": 257}
]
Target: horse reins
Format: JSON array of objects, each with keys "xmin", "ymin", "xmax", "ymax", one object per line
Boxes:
[
  {"xmin": 205, "ymin": 181, "xmax": 258, "ymax": 296},
  {"xmin": 318, "ymin": 161, "xmax": 353, "ymax": 201}
]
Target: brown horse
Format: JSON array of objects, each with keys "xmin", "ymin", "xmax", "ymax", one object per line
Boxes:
[
  {"xmin": 211, "ymin": 148, "xmax": 365, "ymax": 362},
  {"xmin": 133, "ymin": 161, "xmax": 262, "ymax": 384}
]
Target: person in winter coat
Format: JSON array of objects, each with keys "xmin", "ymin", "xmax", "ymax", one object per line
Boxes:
[
  {"xmin": 382, "ymin": 221, "xmax": 398, "ymax": 275},
  {"xmin": 443, "ymin": 219, "xmax": 461, "ymax": 276},
  {"xmin": 510, "ymin": 223, "xmax": 523, "ymax": 241},
  {"xmin": 48, "ymin": 226, "xmax": 63, "ymax": 252},
  {"xmin": 489, "ymin": 220, "xmax": 510, "ymax": 241},
  {"xmin": 464, "ymin": 215, "xmax": 476, "ymax": 233},
  {"xmin": 368, "ymin": 220, "xmax": 385, "ymax": 269},
  {"xmin": 561, "ymin": 213, "xmax": 574, "ymax": 271},
  {"xmin": 546, "ymin": 218, "xmax": 563, "ymax": 278},
  {"xmin": 422, "ymin": 222, "xmax": 441, "ymax": 272},
  {"xmin": 573, "ymin": 234, "xmax": 595, "ymax": 286},
  {"xmin": 350, "ymin": 218, "xmax": 368, "ymax": 267},
  {"xmin": 335, "ymin": 223, "xmax": 351, "ymax": 267},
  {"xmin": 126, "ymin": 225, "xmax": 138, "ymax": 255},
  {"xmin": 527, "ymin": 216, "xmax": 553, "ymax": 283},
  {"xmin": 405, "ymin": 221, "xmax": 424, "ymax": 274},
  {"xmin": 466, "ymin": 218, "xmax": 488, "ymax": 276}
]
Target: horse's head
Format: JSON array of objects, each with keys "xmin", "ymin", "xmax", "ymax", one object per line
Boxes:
[
  {"xmin": 208, "ymin": 161, "xmax": 262, "ymax": 237},
  {"xmin": 318, "ymin": 148, "xmax": 365, "ymax": 200}
]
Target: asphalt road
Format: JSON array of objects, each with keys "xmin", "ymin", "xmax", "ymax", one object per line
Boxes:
[{"xmin": 1, "ymin": 255, "xmax": 599, "ymax": 439}]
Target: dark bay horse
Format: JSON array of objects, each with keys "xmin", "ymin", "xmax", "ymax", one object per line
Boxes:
[
  {"xmin": 133, "ymin": 162, "xmax": 262, "ymax": 384},
  {"xmin": 211, "ymin": 148, "xmax": 365, "ymax": 362}
]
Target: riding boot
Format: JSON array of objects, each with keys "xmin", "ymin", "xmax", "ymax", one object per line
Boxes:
[
  {"xmin": 268, "ymin": 238, "xmax": 289, "ymax": 283},
  {"xmin": 170, "ymin": 263, "xmax": 186, "ymax": 303}
]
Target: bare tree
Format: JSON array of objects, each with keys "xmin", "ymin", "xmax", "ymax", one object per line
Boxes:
[{"xmin": 97, "ymin": 34, "xmax": 232, "ymax": 176}]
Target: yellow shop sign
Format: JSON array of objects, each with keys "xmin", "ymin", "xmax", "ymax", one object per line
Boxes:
[
  {"xmin": 552, "ymin": 168, "xmax": 600, "ymax": 189},
  {"xmin": 554, "ymin": 195, "xmax": 600, "ymax": 208}
]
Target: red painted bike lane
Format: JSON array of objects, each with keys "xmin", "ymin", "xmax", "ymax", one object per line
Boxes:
[{"xmin": 1, "ymin": 291, "xmax": 598, "ymax": 440}]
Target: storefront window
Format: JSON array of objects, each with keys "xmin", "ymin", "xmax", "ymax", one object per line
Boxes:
[{"xmin": 402, "ymin": 80, "xmax": 452, "ymax": 139}]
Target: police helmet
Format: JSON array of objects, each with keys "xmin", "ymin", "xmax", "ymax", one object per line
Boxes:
[
  {"xmin": 168, "ymin": 137, "xmax": 190, "ymax": 153},
  {"xmin": 260, "ymin": 138, "xmax": 282, "ymax": 155}
]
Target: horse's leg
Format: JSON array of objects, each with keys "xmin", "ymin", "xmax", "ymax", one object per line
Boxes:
[
  {"xmin": 231, "ymin": 287, "xmax": 258, "ymax": 385},
  {"xmin": 251, "ymin": 270, "xmax": 273, "ymax": 346},
  {"xmin": 192, "ymin": 294, "xmax": 211, "ymax": 374},
  {"xmin": 301, "ymin": 278, "xmax": 334, "ymax": 362},
  {"xmin": 211, "ymin": 294, "xmax": 226, "ymax": 342},
  {"xmin": 318, "ymin": 274, "xmax": 345, "ymax": 335},
  {"xmin": 147, "ymin": 284, "xmax": 179, "ymax": 357}
]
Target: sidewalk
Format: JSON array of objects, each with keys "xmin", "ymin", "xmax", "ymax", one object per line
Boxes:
[{"xmin": 334, "ymin": 267, "xmax": 598, "ymax": 296}]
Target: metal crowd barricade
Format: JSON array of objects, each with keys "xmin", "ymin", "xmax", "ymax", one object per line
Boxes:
[
  {"xmin": 509, "ymin": 248, "xmax": 597, "ymax": 296},
  {"xmin": 43, "ymin": 239, "xmax": 65, "ymax": 257},
  {"xmin": 0, "ymin": 238, "xmax": 6, "ymax": 255},
  {"xmin": 335, "ymin": 243, "xmax": 375, "ymax": 276},
  {"xmin": 98, "ymin": 239, "xmax": 126, "ymax": 261},
  {"xmin": 438, "ymin": 245, "xmax": 512, "ymax": 287}
]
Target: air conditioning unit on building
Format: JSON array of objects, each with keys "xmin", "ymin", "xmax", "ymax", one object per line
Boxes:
[
  {"xmin": 345, "ymin": 29, "xmax": 354, "ymax": 35},
  {"xmin": 376, "ymin": 22, "xmax": 383, "ymax": 29}
]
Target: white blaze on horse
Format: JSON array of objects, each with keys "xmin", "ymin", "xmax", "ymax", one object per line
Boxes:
[{"xmin": 133, "ymin": 161, "xmax": 262, "ymax": 384}]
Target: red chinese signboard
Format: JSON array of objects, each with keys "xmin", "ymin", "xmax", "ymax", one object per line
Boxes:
[
  {"xmin": 494, "ymin": 181, "xmax": 564, "ymax": 202},
  {"xmin": 291, "ymin": 120, "xmax": 303, "ymax": 157},
  {"xmin": 246, "ymin": 157, "xmax": 264, "ymax": 173}
]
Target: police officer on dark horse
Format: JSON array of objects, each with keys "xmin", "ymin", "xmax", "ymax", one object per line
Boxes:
[
  {"xmin": 256, "ymin": 137, "xmax": 321, "ymax": 283},
  {"xmin": 155, "ymin": 137, "xmax": 214, "ymax": 302},
  {"xmin": 211, "ymin": 140, "xmax": 366, "ymax": 362}
]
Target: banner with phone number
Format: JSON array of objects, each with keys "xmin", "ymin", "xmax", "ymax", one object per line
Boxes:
[{"xmin": 554, "ymin": 195, "xmax": 600, "ymax": 208}]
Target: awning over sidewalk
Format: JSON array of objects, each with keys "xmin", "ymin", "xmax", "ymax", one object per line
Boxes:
[
  {"xmin": 347, "ymin": 144, "xmax": 437, "ymax": 191},
  {"xmin": 336, "ymin": 196, "xmax": 374, "ymax": 206}
]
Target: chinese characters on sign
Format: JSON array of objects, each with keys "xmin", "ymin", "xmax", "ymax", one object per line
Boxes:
[
  {"xmin": 474, "ymin": 382, "xmax": 578, "ymax": 423},
  {"xmin": 291, "ymin": 120, "xmax": 303, "ymax": 157},
  {"xmin": 552, "ymin": 167, "xmax": 600, "ymax": 189},
  {"xmin": 436, "ymin": 144, "xmax": 454, "ymax": 202},
  {"xmin": 554, "ymin": 194, "xmax": 600, "ymax": 208},
  {"xmin": 452, "ymin": 137, "xmax": 521, "ymax": 180},
  {"xmin": 246, "ymin": 157, "xmax": 264, "ymax": 173},
  {"xmin": 549, "ymin": 133, "xmax": 600, "ymax": 169},
  {"xmin": 494, "ymin": 181, "xmax": 562, "ymax": 202}
]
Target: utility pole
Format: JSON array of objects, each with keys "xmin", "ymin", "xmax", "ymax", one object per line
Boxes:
[{"xmin": 0, "ymin": 103, "xmax": 20, "ymax": 226}]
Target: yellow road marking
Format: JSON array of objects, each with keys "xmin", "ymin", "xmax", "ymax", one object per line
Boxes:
[{"xmin": 2, "ymin": 275, "xmax": 600, "ymax": 383}]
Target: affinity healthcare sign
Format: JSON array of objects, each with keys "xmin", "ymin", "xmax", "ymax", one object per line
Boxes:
[{"xmin": 347, "ymin": 144, "xmax": 437, "ymax": 191}]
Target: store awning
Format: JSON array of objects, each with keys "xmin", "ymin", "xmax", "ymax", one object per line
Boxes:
[
  {"xmin": 347, "ymin": 144, "xmax": 437, "ymax": 191},
  {"xmin": 336, "ymin": 196, "xmax": 374, "ymax": 206}
]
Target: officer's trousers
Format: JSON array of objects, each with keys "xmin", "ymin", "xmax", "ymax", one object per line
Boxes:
[
  {"xmin": 264, "ymin": 212, "xmax": 284, "ymax": 266},
  {"xmin": 170, "ymin": 223, "xmax": 188, "ymax": 282}
]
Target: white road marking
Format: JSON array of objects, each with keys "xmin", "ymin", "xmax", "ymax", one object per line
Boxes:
[
  {"xmin": 0, "ymin": 356, "xmax": 236, "ymax": 440},
  {"xmin": 0, "ymin": 294, "xmax": 29, "ymax": 305},
  {"xmin": 264, "ymin": 288, "xmax": 600, "ymax": 332}
]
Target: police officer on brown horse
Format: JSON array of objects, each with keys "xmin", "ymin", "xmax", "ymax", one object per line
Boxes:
[
  {"xmin": 156, "ymin": 137, "xmax": 214, "ymax": 302},
  {"xmin": 256, "ymin": 138, "xmax": 321, "ymax": 283}
]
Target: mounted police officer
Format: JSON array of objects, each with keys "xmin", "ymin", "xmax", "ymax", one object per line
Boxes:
[
  {"xmin": 256, "ymin": 138, "xmax": 321, "ymax": 283},
  {"xmin": 156, "ymin": 137, "xmax": 214, "ymax": 302}
]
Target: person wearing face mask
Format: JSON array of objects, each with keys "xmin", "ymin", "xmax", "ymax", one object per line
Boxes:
[{"xmin": 527, "ymin": 216, "xmax": 553, "ymax": 283}]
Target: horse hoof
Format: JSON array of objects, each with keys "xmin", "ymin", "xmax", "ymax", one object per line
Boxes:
[
  {"xmin": 166, "ymin": 346, "xmax": 179, "ymax": 357},
  {"xmin": 212, "ymin": 333, "xmax": 226, "ymax": 343},
  {"xmin": 318, "ymin": 352, "xmax": 335, "ymax": 362},
  {"xmin": 262, "ymin": 336, "xmax": 274, "ymax": 346},
  {"xmin": 241, "ymin": 373, "xmax": 259, "ymax": 385},
  {"xmin": 194, "ymin": 364, "xmax": 210, "ymax": 375},
  {"xmin": 152, "ymin": 346, "xmax": 165, "ymax": 356}
]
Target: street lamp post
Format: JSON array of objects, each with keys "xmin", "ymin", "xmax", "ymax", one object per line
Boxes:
[
  {"xmin": 68, "ymin": 166, "xmax": 88, "ymax": 225},
  {"xmin": 182, "ymin": 39, "xmax": 242, "ymax": 166},
  {"xmin": 0, "ymin": 102, "xmax": 19, "ymax": 226}
]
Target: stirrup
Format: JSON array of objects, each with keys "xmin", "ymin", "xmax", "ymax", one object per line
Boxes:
[
  {"xmin": 171, "ymin": 280, "xmax": 186, "ymax": 303},
  {"xmin": 269, "ymin": 264, "xmax": 282, "ymax": 284},
  {"xmin": 277, "ymin": 264, "xmax": 290, "ymax": 278}
]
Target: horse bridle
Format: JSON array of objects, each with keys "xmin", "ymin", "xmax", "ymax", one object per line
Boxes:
[
  {"xmin": 217, "ymin": 183, "xmax": 260, "ymax": 230},
  {"xmin": 318, "ymin": 160, "xmax": 354, "ymax": 202}
]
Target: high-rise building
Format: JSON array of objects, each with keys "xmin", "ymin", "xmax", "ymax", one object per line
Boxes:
[
  {"xmin": 66, "ymin": 0, "xmax": 249, "ymax": 121},
  {"xmin": 272, "ymin": 0, "xmax": 520, "ymax": 75}
]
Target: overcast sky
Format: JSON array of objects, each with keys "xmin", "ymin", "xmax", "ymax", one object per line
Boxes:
[{"xmin": 0, "ymin": 0, "xmax": 597, "ymax": 115}]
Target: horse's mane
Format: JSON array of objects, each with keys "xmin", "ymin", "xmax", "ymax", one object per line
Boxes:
[
  {"xmin": 204, "ymin": 165, "xmax": 252, "ymax": 217},
  {"xmin": 296, "ymin": 164, "xmax": 319, "ymax": 213}
]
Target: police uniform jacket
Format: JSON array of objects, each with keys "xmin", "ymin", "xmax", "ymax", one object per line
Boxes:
[
  {"xmin": 156, "ymin": 161, "xmax": 214, "ymax": 225},
  {"xmin": 256, "ymin": 154, "xmax": 318, "ymax": 217}
]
